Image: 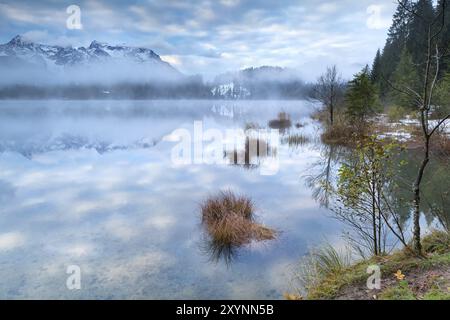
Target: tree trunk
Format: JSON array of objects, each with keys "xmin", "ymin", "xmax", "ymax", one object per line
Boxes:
[
  {"xmin": 412, "ymin": 136, "xmax": 429, "ymax": 254},
  {"xmin": 330, "ymin": 102, "xmax": 334, "ymax": 126},
  {"xmin": 377, "ymin": 187, "xmax": 382, "ymax": 254},
  {"xmin": 371, "ymin": 154, "xmax": 378, "ymax": 256}
]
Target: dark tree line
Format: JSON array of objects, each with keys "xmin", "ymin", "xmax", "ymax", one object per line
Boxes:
[
  {"xmin": 372, "ymin": 0, "xmax": 450, "ymax": 105},
  {"xmin": 372, "ymin": 0, "xmax": 449, "ymax": 254}
]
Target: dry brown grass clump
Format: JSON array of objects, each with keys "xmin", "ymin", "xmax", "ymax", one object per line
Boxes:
[
  {"xmin": 201, "ymin": 191, "xmax": 277, "ymax": 247},
  {"xmin": 283, "ymin": 134, "xmax": 310, "ymax": 147},
  {"xmin": 320, "ymin": 123, "xmax": 360, "ymax": 146},
  {"xmin": 268, "ymin": 112, "xmax": 292, "ymax": 130}
]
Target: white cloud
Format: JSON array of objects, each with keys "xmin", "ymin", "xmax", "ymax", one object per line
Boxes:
[
  {"xmin": 0, "ymin": 232, "xmax": 25, "ymax": 251},
  {"xmin": 22, "ymin": 30, "xmax": 78, "ymax": 46},
  {"xmin": 0, "ymin": 3, "xmax": 65, "ymax": 25},
  {"xmin": 105, "ymin": 216, "xmax": 138, "ymax": 240},
  {"xmin": 366, "ymin": 4, "xmax": 391, "ymax": 30},
  {"xmin": 145, "ymin": 215, "xmax": 176, "ymax": 230},
  {"xmin": 0, "ymin": 0, "xmax": 397, "ymax": 80},
  {"xmin": 195, "ymin": 5, "xmax": 215, "ymax": 21},
  {"xmin": 317, "ymin": 3, "xmax": 339, "ymax": 14},
  {"xmin": 161, "ymin": 55, "xmax": 182, "ymax": 66},
  {"xmin": 220, "ymin": 0, "xmax": 240, "ymax": 7}
]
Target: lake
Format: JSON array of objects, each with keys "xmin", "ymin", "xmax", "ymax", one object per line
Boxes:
[{"xmin": 0, "ymin": 100, "xmax": 445, "ymax": 299}]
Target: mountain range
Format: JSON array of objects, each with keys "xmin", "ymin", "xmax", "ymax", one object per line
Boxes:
[
  {"xmin": 0, "ymin": 35, "xmax": 308, "ymax": 99},
  {"xmin": 0, "ymin": 35, "xmax": 177, "ymax": 73}
]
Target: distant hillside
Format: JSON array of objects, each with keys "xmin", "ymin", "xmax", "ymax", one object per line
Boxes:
[{"xmin": 211, "ymin": 66, "xmax": 308, "ymax": 99}]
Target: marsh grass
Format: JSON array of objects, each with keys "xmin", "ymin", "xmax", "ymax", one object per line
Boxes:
[
  {"xmin": 293, "ymin": 243, "xmax": 352, "ymax": 295},
  {"xmin": 283, "ymin": 134, "xmax": 310, "ymax": 147},
  {"xmin": 268, "ymin": 112, "xmax": 292, "ymax": 130},
  {"xmin": 201, "ymin": 191, "xmax": 277, "ymax": 249}
]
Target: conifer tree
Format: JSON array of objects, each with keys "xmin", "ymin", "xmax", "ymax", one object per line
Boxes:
[
  {"xmin": 345, "ymin": 66, "xmax": 379, "ymax": 122},
  {"xmin": 390, "ymin": 48, "xmax": 420, "ymax": 109},
  {"xmin": 371, "ymin": 49, "xmax": 382, "ymax": 87},
  {"xmin": 378, "ymin": 2, "xmax": 412, "ymax": 96},
  {"xmin": 407, "ymin": 0, "xmax": 435, "ymax": 69}
]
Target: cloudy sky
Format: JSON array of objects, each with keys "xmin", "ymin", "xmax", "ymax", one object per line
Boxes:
[{"xmin": 0, "ymin": 0, "xmax": 397, "ymax": 80}]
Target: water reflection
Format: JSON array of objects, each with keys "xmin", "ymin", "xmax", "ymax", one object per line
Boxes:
[
  {"xmin": 390, "ymin": 150, "xmax": 450, "ymax": 230},
  {"xmin": 304, "ymin": 144, "xmax": 347, "ymax": 209},
  {"xmin": 200, "ymin": 236, "xmax": 239, "ymax": 266},
  {"xmin": 0, "ymin": 100, "xmax": 351, "ymax": 299},
  {"xmin": 281, "ymin": 134, "xmax": 310, "ymax": 148},
  {"xmin": 306, "ymin": 140, "xmax": 449, "ymax": 235},
  {"xmin": 225, "ymin": 135, "xmax": 277, "ymax": 170}
]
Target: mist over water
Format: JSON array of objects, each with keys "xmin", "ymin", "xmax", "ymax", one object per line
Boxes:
[{"xmin": 0, "ymin": 60, "xmax": 182, "ymax": 87}]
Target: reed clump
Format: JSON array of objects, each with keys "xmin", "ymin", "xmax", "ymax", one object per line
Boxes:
[
  {"xmin": 201, "ymin": 191, "xmax": 276, "ymax": 247},
  {"xmin": 268, "ymin": 112, "xmax": 292, "ymax": 130}
]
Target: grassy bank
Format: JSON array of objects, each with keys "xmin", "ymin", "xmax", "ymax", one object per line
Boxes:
[{"xmin": 295, "ymin": 231, "xmax": 450, "ymax": 300}]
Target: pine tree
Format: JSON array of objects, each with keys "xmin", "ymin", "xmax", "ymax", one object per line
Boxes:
[
  {"xmin": 436, "ymin": 0, "xmax": 450, "ymax": 76},
  {"xmin": 390, "ymin": 48, "xmax": 420, "ymax": 109},
  {"xmin": 435, "ymin": 72, "xmax": 450, "ymax": 117},
  {"xmin": 345, "ymin": 66, "xmax": 379, "ymax": 122},
  {"xmin": 378, "ymin": 2, "xmax": 412, "ymax": 97},
  {"xmin": 371, "ymin": 49, "xmax": 382, "ymax": 86},
  {"xmin": 407, "ymin": 0, "xmax": 435, "ymax": 69}
]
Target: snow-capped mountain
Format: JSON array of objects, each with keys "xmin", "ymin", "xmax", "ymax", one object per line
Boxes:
[
  {"xmin": 0, "ymin": 35, "xmax": 174, "ymax": 68},
  {"xmin": 0, "ymin": 35, "xmax": 180, "ymax": 85}
]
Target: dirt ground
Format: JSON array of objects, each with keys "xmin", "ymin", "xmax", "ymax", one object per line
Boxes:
[{"xmin": 335, "ymin": 265, "xmax": 450, "ymax": 300}]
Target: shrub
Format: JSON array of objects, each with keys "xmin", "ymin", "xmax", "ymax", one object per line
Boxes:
[
  {"xmin": 387, "ymin": 105, "xmax": 407, "ymax": 123},
  {"xmin": 320, "ymin": 121, "xmax": 358, "ymax": 146},
  {"xmin": 422, "ymin": 230, "xmax": 450, "ymax": 254}
]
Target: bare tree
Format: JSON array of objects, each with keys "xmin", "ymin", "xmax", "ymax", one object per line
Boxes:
[
  {"xmin": 313, "ymin": 65, "xmax": 345, "ymax": 126},
  {"xmin": 387, "ymin": 0, "xmax": 450, "ymax": 254}
]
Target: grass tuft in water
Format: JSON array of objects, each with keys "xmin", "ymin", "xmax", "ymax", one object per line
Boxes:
[
  {"xmin": 201, "ymin": 191, "xmax": 277, "ymax": 248},
  {"xmin": 283, "ymin": 134, "xmax": 310, "ymax": 147}
]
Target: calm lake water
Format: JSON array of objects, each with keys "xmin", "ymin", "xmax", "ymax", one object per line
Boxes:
[{"xmin": 0, "ymin": 100, "xmax": 444, "ymax": 299}]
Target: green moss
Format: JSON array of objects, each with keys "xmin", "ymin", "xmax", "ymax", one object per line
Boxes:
[
  {"xmin": 307, "ymin": 260, "xmax": 373, "ymax": 300},
  {"xmin": 423, "ymin": 287, "xmax": 450, "ymax": 300},
  {"xmin": 379, "ymin": 281, "xmax": 416, "ymax": 300}
]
